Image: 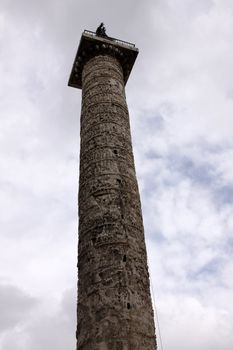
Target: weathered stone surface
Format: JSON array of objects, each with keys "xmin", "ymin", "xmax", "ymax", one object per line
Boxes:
[{"xmin": 77, "ymin": 54, "xmax": 157, "ymax": 349}]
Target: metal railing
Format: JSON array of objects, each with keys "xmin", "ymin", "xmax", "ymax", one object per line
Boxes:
[{"xmin": 84, "ymin": 30, "xmax": 136, "ymax": 49}]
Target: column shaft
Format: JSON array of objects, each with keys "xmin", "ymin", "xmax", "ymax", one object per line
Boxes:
[{"xmin": 77, "ymin": 54, "xmax": 156, "ymax": 350}]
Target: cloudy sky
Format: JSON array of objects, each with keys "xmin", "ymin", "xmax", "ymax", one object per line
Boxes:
[{"xmin": 0, "ymin": 0, "xmax": 233, "ymax": 349}]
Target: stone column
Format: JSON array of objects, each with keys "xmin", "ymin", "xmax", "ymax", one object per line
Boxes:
[{"xmin": 76, "ymin": 53, "xmax": 157, "ymax": 350}]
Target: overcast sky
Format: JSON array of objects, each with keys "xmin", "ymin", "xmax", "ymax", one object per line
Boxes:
[{"xmin": 0, "ymin": 0, "xmax": 233, "ymax": 349}]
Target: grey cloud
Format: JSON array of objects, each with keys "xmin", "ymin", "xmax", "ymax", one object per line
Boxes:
[
  {"xmin": 26, "ymin": 289, "xmax": 76, "ymax": 350},
  {"xmin": 0, "ymin": 284, "xmax": 37, "ymax": 332},
  {"xmin": 1, "ymin": 288, "xmax": 76, "ymax": 350},
  {"xmin": 214, "ymin": 185, "xmax": 233, "ymax": 205}
]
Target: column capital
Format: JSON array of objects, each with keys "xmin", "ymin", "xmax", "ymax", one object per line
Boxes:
[{"xmin": 68, "ymin": 30, "xmax": 138, "ymax": 89}]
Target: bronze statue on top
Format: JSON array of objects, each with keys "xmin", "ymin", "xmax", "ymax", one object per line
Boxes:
[{"xmin": 96, "ymin": 23, "xmax": 108, "ymax": 38}]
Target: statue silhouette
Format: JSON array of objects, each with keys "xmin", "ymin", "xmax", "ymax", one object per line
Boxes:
[{"xmin": 96, "ymin": 23, "xmax": 108, "ymax": 38}]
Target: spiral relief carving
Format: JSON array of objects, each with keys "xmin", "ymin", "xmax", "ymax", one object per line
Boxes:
[{"xmin": 77, "ymin": 53, "xmax": 157, "ymax": 350}]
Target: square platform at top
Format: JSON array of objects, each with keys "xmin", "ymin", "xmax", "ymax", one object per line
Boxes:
[{"xmin": 68, "ymin": 30, "xmax": 139, "ymax": 89}]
